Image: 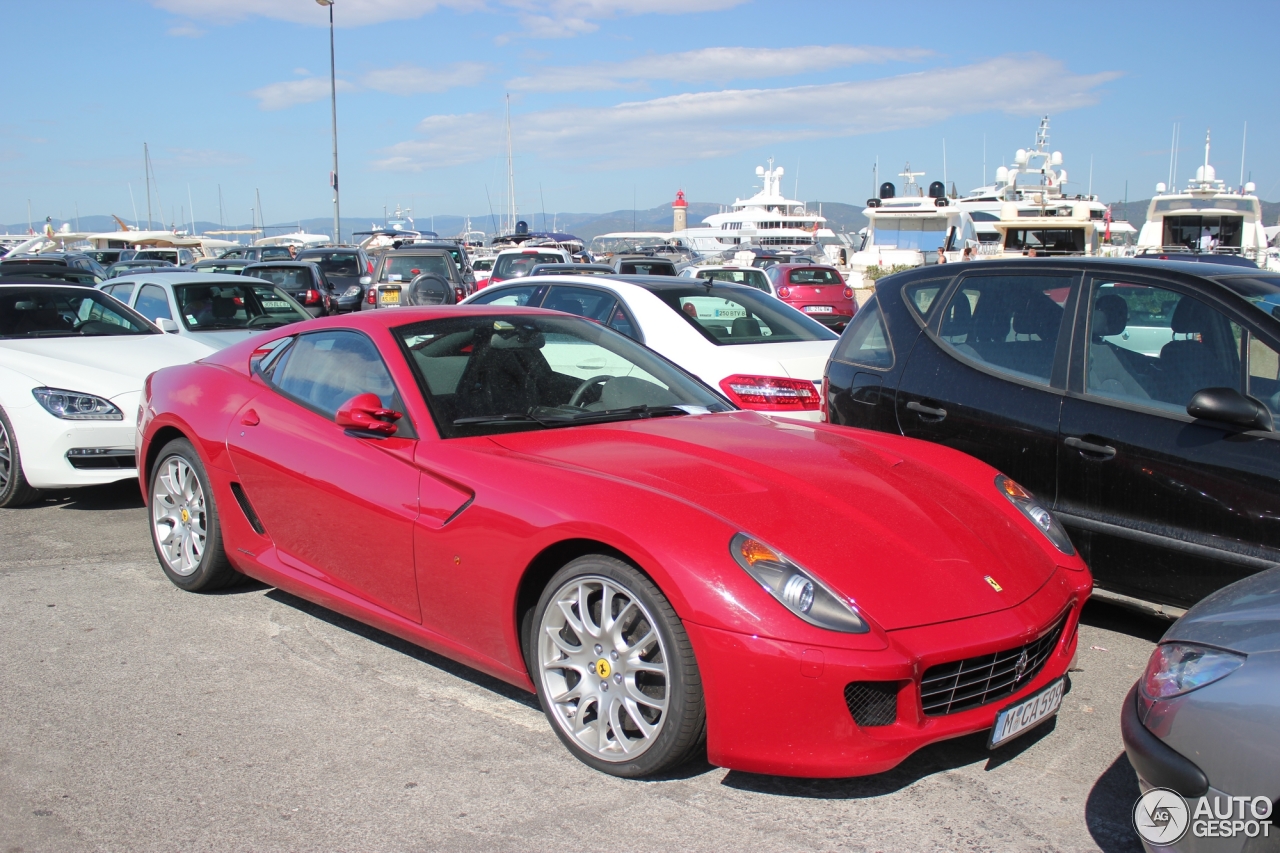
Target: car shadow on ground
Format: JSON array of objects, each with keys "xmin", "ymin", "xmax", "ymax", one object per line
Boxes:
[
  {"xmin": 720, "ymin": 715, "xmax": 1060, "ymax": 799},
  {"xmin": 1081, "ymin": 598, "xmax": 1170, "ymax": 644},
  {"xmin": 16, "ymin": 480, "xmax": 145, "ymax": 511},
  {"xmin": 1085, "ymin": 753, "xmax": 1144, "ymax": 853},
  {"xmin": 263, "ymin": 588, "xmax": 542, "ymax": 712}
]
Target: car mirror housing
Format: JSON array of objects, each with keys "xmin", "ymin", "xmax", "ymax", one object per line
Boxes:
[
  {"xmin": 1187, "ymin": 387, "xmax": 1274, "ymax": 432},
  {"xmin": 336, "ymin": 393, "xmax": 402, "ymax": 437},
  {"xmin": 156, "ymin": 318, "xmax": 179, "ymax": 333}
]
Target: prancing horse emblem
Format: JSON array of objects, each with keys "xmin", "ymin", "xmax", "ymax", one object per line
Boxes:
[
  {"xmin": 984, "ymin": 575, "xmax": 1003, "ymax": 592},
  {"xmin": 1014, "ymin": 649, "xmax": 1030, "ymax": 682}
]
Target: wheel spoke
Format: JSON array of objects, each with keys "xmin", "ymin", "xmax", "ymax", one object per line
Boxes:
[
  {"xmin": 624, "ymin": 678, "xmax": 666, "ymax": 711},
  {"xmin": 577, "ymin": 582, "xmax": 601, "ymax": 639},
  {"xmin": 622, "ymin": 697, "xmax": 659, "ymax": 739}
]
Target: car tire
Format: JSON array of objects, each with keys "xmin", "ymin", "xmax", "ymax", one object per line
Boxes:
[
  {"xmin": 529, "ymin": 555, "xmax": 705, "ymax": 778},
  {"xmin": 148, "ymin": 437, "xmax": 242, "ymax": 592},
  {"xmin": 0, "ymin": 405, "xmax": 40, "ymax": 508}
]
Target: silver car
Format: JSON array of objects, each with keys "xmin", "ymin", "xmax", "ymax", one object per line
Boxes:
[{"xmin": 1122, "ymin": 566, "xmax": 1280, "ymax": 852}]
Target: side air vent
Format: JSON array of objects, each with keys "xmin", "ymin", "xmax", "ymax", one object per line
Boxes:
[
  {"xmin": 843, "ymin": 681, "xmax": 900, "ymax": 727},
  {"xmin": 229, "ymin": 482, "xmax": 265, "ymax": 535}
]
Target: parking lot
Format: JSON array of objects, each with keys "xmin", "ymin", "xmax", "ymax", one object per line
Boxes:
[{"xmin": 1, "ymin": 481, "xmax": 1164, "ymax": 853}]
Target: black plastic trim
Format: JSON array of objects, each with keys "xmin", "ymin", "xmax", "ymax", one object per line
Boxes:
[
  {"xmin": 1120, "ymin": 682, "xmax": 1209, "ymax": 798},
  {"xmin": 229, "ymin": 482, "xmax": 266, "ymax": 535}
]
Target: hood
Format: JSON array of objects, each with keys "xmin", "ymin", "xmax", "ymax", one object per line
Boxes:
[
  {"xmin": 0, "ymin": 334, "xmax": 215, "ymax": 399},
  {"xmin": 490, "ymin": 411, "xmax": 1058, "ymax": 631},
  {"xmin": 725, "ymin": 340, "xmax": 835, "ymax": 385},
  {"xmin": 1164, "ymin": 567, "xmax": 1280, "ymax": 654},
  {"xmin": 188, "ymin": 329, "xmax": 264, "ymax": 350}
]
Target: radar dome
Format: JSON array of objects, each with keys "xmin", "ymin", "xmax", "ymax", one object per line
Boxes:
[
  {"xmin": 995, "ymin": 166, "xmax": 1009, "ymax": 182},
  {"xmin": 775, "ymin": 166, "xmax": 784, "ymax": 176},
  {"xmin": 1195, "ymin": 164, "xmax": 1216, "ymax": 182},
  {"xmin": 755, "ymin": 166, "xmax": 765, "ymax": 177},
  {"xmin": 1156, "ymin": 182, "xmax": 1167, "ymax": 193},
  {"xmin": 1015, "ymin": 149, "xmax": 1028, "ymax": 165},
  {"xmin": 1051, "ymin": 151, "xmax": 1063, "ymax": 166},
  {"xmin": 1245, "ymin": 181, "xmax": 1257, "ymax": 193}
]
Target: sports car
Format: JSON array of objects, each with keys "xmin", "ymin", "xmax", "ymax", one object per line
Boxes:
[{"xmin": 137, "ymin": 306, "xmax": 1092, "ymax": 778}]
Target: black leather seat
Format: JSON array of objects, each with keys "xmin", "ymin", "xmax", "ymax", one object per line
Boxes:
[
  {"xmin": 731, "ymin": 316, "xmax": 762, "ymax": 337},
  {"xmin": 1158, "ymin": 297, "xmax": 1237, "ymax": 406}
]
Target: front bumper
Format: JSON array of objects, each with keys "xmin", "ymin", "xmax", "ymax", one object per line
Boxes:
[
  {"xmin": 686, "ymin": 567, "xmax": 1087, "ymax": 777},
  {"xmin": 1121, "ymin": 682, "xmax": 1209, "ymax": 797},
  {"xmin": 7, "ymin": 393, "xmax": 140, "ymax": 489}
]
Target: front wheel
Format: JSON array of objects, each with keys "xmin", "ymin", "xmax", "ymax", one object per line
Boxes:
[
  {"xmin": 531, "ymin": 556, "xmax": 705, "ymax": 777},
  {"xmin": 149, "ymin": 438, "xmax": 242, "ymax": 591},
  {"xmin": 0, "ymin": 405, "xmax": 39, "ymax": 508}
]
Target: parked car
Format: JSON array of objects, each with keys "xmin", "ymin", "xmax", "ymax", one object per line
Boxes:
[
  {"xmin": 472, "ymin": 256, "xmax": 495, "ymax": 288},
  {"xmin": 294, "ymin": 247, "xmax": 374, "ymax": 313},
  {"xmin": 765, "ymin": 264, "xmax": 856, "ymax": 330},
  {"xmin": 0, "ymin": 280, "xmax": 214, "ymax": 507},
  {"xmin": 823, "ymin": 257, "xmax": 1280, "ymax": 612},
  {"xmin": 102, "ymin": 272, "xmax": 312, "ymax": 349},
  {"xmin": 85, "ymin": 249, "xmax": 137, "ymax": 267},
  {"xmin": 680, "ymin": 265, "xmax": 776, "ymax": 295},
  {"xmin": 1121, "ymin": 566, "xmax": 1280, "ymax": 852},
  {"xmin": 107, "ymin": 260, "xmax": 175, "ymax": 278},
  {"xmin": 405, "ymin": 241, "xmax": 476, "ymax": 293},
  {"xmin": 217, "ymin": 246, "xmax": 294, "ymax": 262},
  {"xmin": 529, "ymin": 264, "xmax": 614, "ymax": 277},
  {"xmin": 363, "ymin": 248, "xmax": 465, "ymax": 309},
  {"xmin": 133, "ymin": 247, "xmax": 199, "ymax": 267},
  {"xmin": 138, "ymin": 305, "xmax": 1091, "ymax": 779},
  {"xmin": 0, "ymin": 263, "xmax": 102, "ymax": 287},
  {"xmin": 464, "ymin": 276, "xmax": 838, "ymax": 420},
  {"xmin": 1, "ymin": 252, "xmax": 108, "ymax": 281},
  {"xmin": 189, "ymin": 258, "xmax": 254, "ymax": 275},
  {"xmin": 486, "ymin": 247, "xmax": 574, "ymax": 288},
  {"xmin": 610, "ymin": 256, "xmax": 678, "ymax": 276},
  {"xmin": 243, "ymin": 261, "xmax": 335, "ymax": 317}
]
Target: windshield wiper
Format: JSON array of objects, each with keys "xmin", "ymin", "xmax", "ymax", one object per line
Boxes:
[
  {"xmin": 565, "ymin": 404, "xmax": 694, "ymax": 424},
  {"xmin": 452, "ymin": 410, "xmax": 560, "ymax": 428}
]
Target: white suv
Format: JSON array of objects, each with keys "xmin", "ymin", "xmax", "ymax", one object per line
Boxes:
[{"xmin": 482, "ymin": 247, "xmax": 574, "ymax": 290}]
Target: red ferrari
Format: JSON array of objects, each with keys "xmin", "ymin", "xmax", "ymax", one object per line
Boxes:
[{"xmin": 137, "ymin": 306, "xmax": 1091, "ymax": 778}]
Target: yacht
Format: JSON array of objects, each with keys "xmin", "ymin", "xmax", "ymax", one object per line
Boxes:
[
  {"xmin": 846, "ymin": 164, "xmax": 976, "ymax": 274},
  {"xmin": 677, "ymin": 161, "xmax": 839, "ymax": 258},
  {"xmin": 1136, "ymin": 131, "xmax": 1268, "ymax": 264}
]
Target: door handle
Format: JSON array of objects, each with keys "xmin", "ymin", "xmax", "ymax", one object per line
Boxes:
[
  {"xmin": 1064, "ymin": 436, "xmax": 1116, "ymax": 459},
  {"xmin": 906, "ymin": 401, "xmax": 947, "ymax": 420},
  {"xmin": 241, "ymin": 409, "xmax": 260, "ymax": 426}
]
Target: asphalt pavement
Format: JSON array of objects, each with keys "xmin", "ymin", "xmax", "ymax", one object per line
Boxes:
[{"xmin": 0, "ymin": 480, "xmax": 1168, "ymax": 853}]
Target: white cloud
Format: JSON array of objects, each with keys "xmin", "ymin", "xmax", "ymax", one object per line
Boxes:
[
  {"xmin": 361, "ymin": 62, "xmax": 491, "ymax": 93},
  {"xmin": 375, "ymin": 55, "xmax": 1120, "ymax": 170},
  {"xmin": 508, "ymin": 45, "xmax": 934, "ymax": 92},
  {"xmin": 251, "ymin": 77, "xmax": 355, "ymax": 111},
  {"xmin": 166, "ymin": 21, "xmax": 204, "ymax": 37}
]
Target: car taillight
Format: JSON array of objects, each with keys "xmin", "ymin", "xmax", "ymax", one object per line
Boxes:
[
  {"xmin": 455, "ymin": 286, "xmax": 464, "ymax": 301},
  {"xmin": 777, "ymin": 286, "xmax": 791, "ymax": 299},
  {"xmin": 366, "ymin": 288, "xmax": 376, "ymax": 304},
  {"xmin": 367, "ymin": 260, "xmax": 374, "ymax": 274},
  {"xmin": 488, "ymin": 274, "xmax": 504, "ymax": 286},
  {"xmin": 718, "ymin": 374, "xmax": 819, "ymax": 411},
  {"xmin": 304, "ymin": 289, "xmax": 320, "ymax": 305},
  {"xmin": 820, "ymin": 375, "xmax": 829, "ymax": 422},
  {"xmin": 843, "ymin": 286, "xmax": 854, "ymax": 299}
]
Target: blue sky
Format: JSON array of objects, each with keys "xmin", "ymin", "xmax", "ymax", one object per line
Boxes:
[{"xmin": 4, "ymin": 0, "xmax": 1276, "ymax": 232}]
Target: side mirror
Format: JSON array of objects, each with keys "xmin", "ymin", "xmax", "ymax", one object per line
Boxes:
[
  {"xmin": 359, "ymin": 275, "xmax": 372, "ymax": 286},
  {"xmin": 156, "ymin": 318, "xmax": 179, "ymax": 333},
  {"xmin": 1187, "ymin": 387, "xmax": 1274, "ymax": 432},
  {"xmin": 336, "ymin": 392, "xmax": 402, "ymax": 437}
]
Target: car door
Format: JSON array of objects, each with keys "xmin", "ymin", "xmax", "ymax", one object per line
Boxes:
[
  {"xmin": 1056, "ymin": 272, "xmax": 1280, "ymax": 607},
  {"xmin": 225, "ymin": 329, "xmax": 424, "ymax": 621},
  {"xmin": 894, "ymin": 269, "xmax": 1080, "ymax": 500}
]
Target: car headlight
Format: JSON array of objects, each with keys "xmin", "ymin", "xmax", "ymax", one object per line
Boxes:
[
  {"xmin": 32, "ymin": 387, "xmax": 124, "ymax": 420},
  {"xmin": 343, "ymin": 285, "xmax": 362, "ymax": 297},
  {"xmin": 1142, "ymin": 642, "xmax": 1244, "ymax": 699},
  {"xmin": 995, "ymin": 474, "xmax": 1075, "ymax": 555},
  {"xmin": 730, "ymin": 533, "xmax": 868, "ymax": 633}
]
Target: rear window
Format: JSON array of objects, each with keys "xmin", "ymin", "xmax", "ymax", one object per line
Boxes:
[
  {"xmin": 653, "ymin": 285, "xmax": 837, "ymax": 346},
  {"xmin": 249, "ymin": 267, "xmax": 314, "ymax": 289},
  {"xmin": 494, "ymin": 253, "xmax": 564, "ymax": 279},
  {"xmin": 787, "ymin": 268, "xmax": 841, "ymax": 285},
  {"xmin": 619, "ymin": 260, "xmax": 676, "ymax": 276},
  {"xmin": 696, "ymin": 268, "xmax": 770, "ymax": 292},
  {"xmin": 381, "ymin": 255, "xmax": 453, "ymax": 282},
  {"xmin": 299, "ymin": 252, "xmax": 361, "ymax": 276}
]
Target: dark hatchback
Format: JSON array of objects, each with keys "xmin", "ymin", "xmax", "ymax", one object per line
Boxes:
[
  {"xmin": 823, "ymin": 258, "xmax": 1280, "ymax": 613},
  {"xmin": 242, "ymin": 261, "xmax": 335, "ymax": 317},
  {"xmin": 294, "ymin": 247, "xmax": 373, "ymax": 312}
]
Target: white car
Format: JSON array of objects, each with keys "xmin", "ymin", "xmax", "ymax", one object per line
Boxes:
[
  {"xmin": 0, "ymin": 281, "xmax": 215, "ymax": 507},
  {"xmin": 679, "ymin": 264, "xmax": 777, "ymax": 296},
  {"xmin": 100, "ymin": 272, "xmax": 312, "ymax": 350},
  {"xmin": 461, "ymin": 275, "xmax": 838, "ymax": 420},
  {"xmin": 482, "ymin": 246, "xmax": 574, "ymax": 289}
]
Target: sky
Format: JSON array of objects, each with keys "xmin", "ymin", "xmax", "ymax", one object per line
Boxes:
[{"xmin": 4, "ymin": 0, "xmax": 1278, "ymax": 234}]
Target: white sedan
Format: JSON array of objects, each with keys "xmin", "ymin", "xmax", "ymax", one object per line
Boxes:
[
  {"xmin": 678, "ymin": 264, "xmax": 777, "ymax": 296},
  {"xmin": 0, "ymin": 281, "xmax": 214, "ymax": 507},
  {"xmin": 461, "ymin": 275, "xmax": 838, "ymax": 420}
]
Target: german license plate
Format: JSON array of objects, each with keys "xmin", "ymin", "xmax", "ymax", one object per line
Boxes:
[
  {"xmin": 804, "ymin": 305, "xmax": 834, "ymax": 313},
  {"xmin": 988, "ymin": 677, "xmax": 1064, "ymax": 748},
  {"xmin": 380, "ymin": 288, "xmax": 400, "ymax": 304}
]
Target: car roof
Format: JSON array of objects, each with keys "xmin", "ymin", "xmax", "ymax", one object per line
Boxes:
[
  {"xmin": 477, "ymin": 273, "xmax": 756, "ymax": 298},
  {"xmin": 109, "ymin": 272, "xmax": 269, "ymax": 285},
  {"xmin": 244, "ymin": 260, "xmax": 314, "ymax": 268},
  {"xmin": 880, "ymin": 256, "xmax": 1280, "ymax": 287},
  {"xmin": 384, "ymin": 246, "xmax": 452, "ymax": 255},
  {"xmin": 0, "ymin": 279, "xmax": 98, "ymax": 289}
]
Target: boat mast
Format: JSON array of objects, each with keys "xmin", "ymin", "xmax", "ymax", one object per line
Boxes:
[
  {"xmin": 505, "ymin": 94, "xmax": 515, "ymax": 233},
  {"xmin": 1240, "ymin": 122, "xmax": 1247, "ymax": 188},
  {"xmin": 144, "ymin": 143, "xmax": 153, "ymax": 230}
]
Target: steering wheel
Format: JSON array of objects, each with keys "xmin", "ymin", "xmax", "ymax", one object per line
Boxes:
[{"xmin": 568, "ymin": 374, "xmax": 615, "ymax": 407}]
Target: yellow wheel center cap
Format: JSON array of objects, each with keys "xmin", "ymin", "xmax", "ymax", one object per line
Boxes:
[
  {"xmin": 595, "ymin": 659, "xmax": 612, "ymax": 679},
  {"xmin": 180, "ymin": 508, "xmax": 190, "ymax": 524}
]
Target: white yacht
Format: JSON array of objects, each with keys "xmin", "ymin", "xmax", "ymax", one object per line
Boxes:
[
  {"xmin": 1136, "ymin": 131, "xmax": 1268, "ymax": 264},
  {"xmin": 677, "ymin": 161, "xmax": 839, "ymax": 257},
  {"xmin": 846, "ymin": 164, "xmax": 975, "ymax": 274}
]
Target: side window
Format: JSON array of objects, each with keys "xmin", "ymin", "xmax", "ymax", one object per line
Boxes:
[
  {"xmin": 937, "ymin": 274, "xmax": 1073, "ymax": 384},
  {"xmin": 271, "ymin": 330, "xmax": 410, "ymax": 433},
  {"xmin": 134, "ymin": 284, "xmax": 172, "ymax": 322},
  {"xmin": 1248, "ymin": 335, "xmax": 1280, "ymax": 419},
  {"xmin": 903, "ymin": 280, "xmax": 947, "ymax": 319},
  {"xmin": 832, "ymin": 295, "xmax": 892, "ymax": 368},
  {"xmin": 1085, "ymin": 281, "xmax": 1242, "ymax": 412},
  {"xmin": 543, "ymin": 286, "xmax": 619, "ymax": 324},
  {"xmin": 471, "ymin": 284, "xmax": 544, "ymax": 307},
  {"xmin": 106, "ymin": 283, "xmax": 135, "ymax": 302}
]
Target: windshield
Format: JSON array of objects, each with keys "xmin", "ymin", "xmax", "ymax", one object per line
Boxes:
[
  {"xmin": 494, "ymin": 253, "xmax": 563, "ymax": 279},
  {"xmin": 248, "ymin": 266, "xmax": 315, "ymax": 289},
  {"xmin": 872, "ymin": 216, "xmax": 949, "ymax": 251},
  {"xmin": 396, "ymin": 314, "xmax": 731, "ymax": 437},
  {"xmin": 193, "ymin": 262, "xmax": 248, "ymax": 275},
  {"xmin": 1215, "ymin": 275, "xmax": 1280, "ymax": 320},
  {"xmin": 0, "ymin": 287, "xmax": 155, "ymax": 338},
  {"xmin": 381, "ymin": 255, "xmax": 453, "ymax": 282},
  {"xmin": 134, "ymin": 250, "xmax": 178, "ymax": 262},
  {"xmin": 473, "ymin": 258, "xmax": 494, "ymax": 272},
  {"xmin": 787, "ymin": 268, "xmax": 841, "ymax": 284},
  {"xmin": 653, "ymin": 284, "xmax": 837, "ymax": 345},
  {"xmin": 173, "ymin": 282, "xmax": 310, "ymax": 331},
  {"xmin": 696, "ymin": 268, "xmax": 770, "ymax": 292},
  {"xmin": 299, "ymin": 252, "xmax": 360, "ymax": 276}
]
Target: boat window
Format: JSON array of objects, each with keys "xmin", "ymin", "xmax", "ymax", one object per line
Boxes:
[
  {"xmin": 652, "ymin": 284, "xmax": 836, "ymax": 346},
  {"xmin": 937, "ymin": 275, "xmax": 1074, "ymax": 384},
  {"xmin": 1153, "ymin": 198, "xmax": 1259, "ymax": 215},
  {"xmin": 832, "ymin": 296, "xmax": 893, "ymax": 369},
  {"xmin": 872, "ymin": 217, "xmax": 948, "ymax": 251},
  {"xmin": 1003, "ymin": 228, "xmax": 1085, "ymax": 255},
  {"xmin": 1161, "ymin": 215, "xmax": 1244, "ymax": 251},
  {"xmin": 0, "ymin": 287, "xmax": 155, "ymax": 338}
]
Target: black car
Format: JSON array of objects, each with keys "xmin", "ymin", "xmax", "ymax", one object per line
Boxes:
[
  {"xmin": 823, "ymin": 257, "xmax": 1280, "ymax": 613},
  {"xmin": 294, "ymin": 247, "xmax": 373, "ymax": 312},
  {"xmin": 107, "ymin": 259, "xmax": 176, "ymax": 278},
  {"xmin": 0, "ymin": 263, "xmax": 102, "ymax": 287},
  {"xmin": 218, "ymin": 245, "xmax": 294, "ymax": 262},
  {"xmin": 1, "ymin": 252, "xmax": 108, "ymax": 281},
  {"xmin": 189, "ymin": 258, "xmax": 254, "ymax": 275},
  {"xmin": 86, "ymin": 248, "xmax": 137, "ymax": 267},
  {"xmin": 529, "ymin": 263, "xmax": 615, "ymax": 276},
  {"xmin": 1135, "ymin": 250, "xmax": 1261, "ymax": 268},
  {"xmin": 609, "ymin": 256, "xmax": 678, "ymax": 276},
  {"xmin": 405, "ymin": 241, "xmax": 476, "ymax": 294},
  {"xmin": 242, "ymin": 261, "xmax": 334, "ymax": 317}
]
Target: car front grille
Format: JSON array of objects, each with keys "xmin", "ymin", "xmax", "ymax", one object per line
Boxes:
[
  {"xmin": 920, "ymin": 612, "xmax": 1068, "ymax": 717},
  {"xmin": 66, "ymin": 449, "xmax": 135, "ymax": 470},
  {"xmin": 843, "ymin": 681, "xmax": 900, "ymax": 727}
]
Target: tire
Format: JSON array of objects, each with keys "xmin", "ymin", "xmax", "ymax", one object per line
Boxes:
[
  {"xmin": 148, "ymin": 438, "xmax": 242, "ymax": 591},
  {"xmin": 529, "ymin": 555, "xmax": 705, "ymax": 778},
  {"xmin": 0, "ymin": 405, "xmax": 39, "ymax": 508}
]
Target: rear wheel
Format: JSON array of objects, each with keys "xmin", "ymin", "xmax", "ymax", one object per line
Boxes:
[
  {"xmin": 149, "ymin": 438, "xmax": 242, "ymax": 591},
  {"xmin": 0, "ymin": 405, "xmax": 39, "ymax": 508},
  {"xmin": 530, "ymin": 556, "xmax": 705, "ymax": 777}
]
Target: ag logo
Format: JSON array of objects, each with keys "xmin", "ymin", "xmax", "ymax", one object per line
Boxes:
[
  {"xmin": 594, "ymin": 659, "xmax": 612, "ymax": 679},
  {"xmin": 1133, "ymin": 787, "xmax": 1189, "ymax": 846}
]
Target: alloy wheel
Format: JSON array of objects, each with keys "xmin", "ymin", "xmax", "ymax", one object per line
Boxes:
[
  {"xmin": 152, "ymin": 455, "xmax": 208, "ymax": 576},
  {"xmin": 538, "ymin": 575, "xmax": 670, "ymax": 761},
  {"xmin": 0, "ymin": 417, "xmax": 11, "ymax": 492}
]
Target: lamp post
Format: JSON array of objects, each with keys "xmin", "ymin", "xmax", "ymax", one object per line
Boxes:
[{"xmin": 316, "ymin": 0, "xmax": 340, "ymax": 245}]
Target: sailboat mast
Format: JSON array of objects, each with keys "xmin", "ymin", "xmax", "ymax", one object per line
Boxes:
[
  {"xmin": 144, "ymin": 143, "xmax": 153, "ymax": 230},
  {"xmin": 505, "ymin": 94, "xmax": 515, "ymax": 233},
  {"xmin": 1240, "ymin": 122, "xmax": 1247, "ymax": 188}
]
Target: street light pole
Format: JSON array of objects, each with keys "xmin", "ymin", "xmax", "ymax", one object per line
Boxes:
[{"xmin": 317, "ymin": 0, "xmax": 340, "ymax": 245}]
